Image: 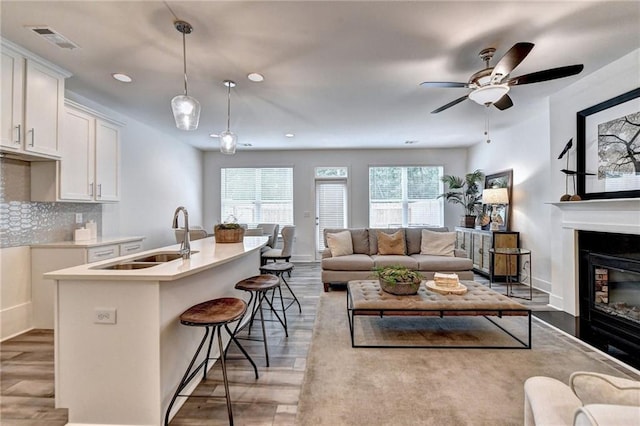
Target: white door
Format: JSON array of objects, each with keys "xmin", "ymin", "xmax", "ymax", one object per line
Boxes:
[{"xmin": 315, "ymin": 179, "xmax": 347, "ymax": 259}]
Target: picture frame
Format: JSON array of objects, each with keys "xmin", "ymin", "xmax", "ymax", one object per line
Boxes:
[
  {"xmin": 483, "ymin": 169, "xmax": 513, "ymax": 231},
  {"xmin": 576, "ymin": 88, "xmax": 640, "ymax": 200}
]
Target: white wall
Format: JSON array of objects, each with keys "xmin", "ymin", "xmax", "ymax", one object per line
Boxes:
[
  {"xmin": 0, "ymin": 246, "xmax": 32, "ymax": 339},
  {"xmin": 547, "ymin": 49, "xmax": 640, "ymax": 312},
  {"xmin": 468, "ymin": 100, "xmax": 552, "ymax": 292},
  {"xmin": 468, "ymin": 48, "xmax": 640, "ymax": 304},
  {"xmin": 66, "ymin": 92, "xmax": 204, "ymax": 250},
  {"xmin": 204, "ymin": 148, "xmax": 468, "ymax": 261}
]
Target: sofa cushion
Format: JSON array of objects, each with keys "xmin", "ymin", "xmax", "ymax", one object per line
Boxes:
[
  {"xmin": 324, "ymin": 228, "xmax": 369, "ymax": 254},
  {"xmin": 322, "ymin": 254, "xmax": 374, "ymax": 271},
  {"xmin": 405, "ymin": 227, "xmax": 448, "ymax": 255},
  {"xmin": 411, "ymin": 254, "xmax": 473, "ymax": 271},
  {"xmin": 369, "ymin": 228, "xmax": 402, "ymax": 255},
  {"xmin": 421, "ymin": 229, "xmax": 456, "ymax": 256},
  {"xmin": 377, "ymin": 230, "xmax": 406, "ymax": 255},
  {"xmin": 372, "ymin": 255, "xmax": 418, "ymax": 269},
  {"xmin": 326, "ymin": 230, "xmax": 354, "ymax": 257}
]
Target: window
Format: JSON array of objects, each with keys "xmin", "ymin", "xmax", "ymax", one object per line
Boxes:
[
  {"xmin": 369, "ymin": 166, "xmax": 443, "ymax": 228},
  {"xmin": 221, "ymin": 167, "xmax": 294, "ymax": 226}
]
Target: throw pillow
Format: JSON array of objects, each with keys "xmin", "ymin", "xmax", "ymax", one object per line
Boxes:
[
  {"xmin": 377, "ymin": 230, "xmax": 406, "ymax": 255},
  {"xmin": 326, "ymin": 230, "xmax": 354, "ymax": 257},
  {"xmin": 420, "ymin": 229, "xmax": 455, "ymax": 256}
]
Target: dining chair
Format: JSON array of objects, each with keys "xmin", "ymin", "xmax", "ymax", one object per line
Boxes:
[{"xmin": 261, "ymin": 225, "xmax": 295, "ymax": 265}]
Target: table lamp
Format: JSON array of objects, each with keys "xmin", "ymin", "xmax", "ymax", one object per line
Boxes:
[{"xmin": 482, "ymin": 188, "xmax": 509, "ymax": 231}]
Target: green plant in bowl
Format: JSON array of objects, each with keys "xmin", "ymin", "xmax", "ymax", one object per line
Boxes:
[{"xmin": 373, "ymin": 265, "xmax": 423, "ymax": 295}]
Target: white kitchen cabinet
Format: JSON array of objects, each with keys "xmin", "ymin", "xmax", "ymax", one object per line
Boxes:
[
  {"xmin": 39, "ymin": 100, "xmax": 122, "ymax": 202},
  {"xmin": 0, "ymin": 38, "xmax": 70, "ymax": 159},
  {"xmin": 31, "ymin": 237, "xmax": 144, "ymax": 329}
]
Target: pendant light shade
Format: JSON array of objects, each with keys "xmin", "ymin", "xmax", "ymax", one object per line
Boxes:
[
  {"xmin": 171, "ymin": 20, "xmax": 200, "ymax": 131},
  {"xmin": 220, "ymin": 80, "xmax": 237, "ymax": 155}
]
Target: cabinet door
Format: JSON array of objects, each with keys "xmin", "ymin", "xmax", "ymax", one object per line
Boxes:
[
  {"xmin": 95, "ymin": 119, "xmax": 120, "ymax": 201},
  {"xmin": 493, "ymin": 232, "xmax": 519, "ymax": 277},
  {"xmin": 1, "ymin": 49, "xmax": 24, "ymax": 151},
  {"xmin": 60, "ymin": 107, "xmax": 95, "ymax": 200},
  {"xmin": 24, "ymin": 60, "xmax": 64, "ymax": 157}
]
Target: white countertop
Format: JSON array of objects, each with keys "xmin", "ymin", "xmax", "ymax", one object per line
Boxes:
[
  {"xmin": 43, "ymin": 236, "xmax": 268, "ymax": 281},
  {"xmin": 31, "ymin": 236, "xmax": 145, "ymax": 248}
]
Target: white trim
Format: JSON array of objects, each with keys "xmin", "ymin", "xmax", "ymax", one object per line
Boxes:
[{"xmin": 1, "ymin": 37, "xmax": 72, "ymax": 77}]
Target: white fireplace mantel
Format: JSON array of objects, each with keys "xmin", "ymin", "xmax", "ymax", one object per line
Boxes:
[{"xmin": 549, "ymin": 198, "xmax": 640, "ymax": 315}]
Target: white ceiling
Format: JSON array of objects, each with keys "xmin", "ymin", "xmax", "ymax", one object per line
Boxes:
[{"xmin": 1, "ymin": 1, "xmax": 638, "ymax": 152}]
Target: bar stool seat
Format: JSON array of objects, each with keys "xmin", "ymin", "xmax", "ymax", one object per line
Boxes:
[
  {"xmin": 260, "ymin": 262, "xmax": 301, "ymax": 314},
  {"xmin": 165, "ymin": 297, "xmax": 258, "ymax": 426},
  {"xmin": 234, "ymin": 274, "xmax": 288, "ymax": 367}
]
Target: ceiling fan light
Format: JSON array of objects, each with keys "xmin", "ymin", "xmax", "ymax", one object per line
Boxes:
[
  {"xmin": 171, "ymin": 95, "xmax": 200, "ymax": 130},
  {"xmin": 468, "ymin": 84, "xmax": 510, "ymax": 105},
  {"xmin": 220, "ymin": 130, "xmax": 237, "ymax": 155}
]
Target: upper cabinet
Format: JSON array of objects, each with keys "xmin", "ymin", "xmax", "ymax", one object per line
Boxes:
[
  {"xmin": 58, "ymin": 101, "xmax": 122, "ymax": 202},
  {"xmin": 1, "ymin": 38, "xmax": 71, "ymax": 159}
]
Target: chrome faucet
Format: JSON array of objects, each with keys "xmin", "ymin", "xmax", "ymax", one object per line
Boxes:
[{"xmin": 172, "ymin": 206, "xmax": 191, "ymax": 259}]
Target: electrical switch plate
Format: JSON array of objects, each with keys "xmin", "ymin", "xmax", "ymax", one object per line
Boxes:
[
  {"xmin": 75, "ymin": 213, "xmax": 83, "ymax": 223},
  {"xmin": 94, "ymin": 308, "xmax": 117, "ymax": 324}
]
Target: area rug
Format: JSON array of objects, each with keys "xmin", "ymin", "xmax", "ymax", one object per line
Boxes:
[{"xmin": 296, "ymin": 291, "xmax": 640, "ymax": 426}]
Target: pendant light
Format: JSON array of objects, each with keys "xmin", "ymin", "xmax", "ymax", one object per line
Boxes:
[
  {"xmin": 220, "ymin": 80, "xmax": 237, "ymax": 155},
  {"xmin": 171, "ymin": 20, "xmax": 200, "ymax": 131}
]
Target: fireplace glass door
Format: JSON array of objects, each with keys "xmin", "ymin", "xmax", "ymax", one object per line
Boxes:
[{"xmin": 589, "ymin": 253, "xmax": 640, "ymax": 326}]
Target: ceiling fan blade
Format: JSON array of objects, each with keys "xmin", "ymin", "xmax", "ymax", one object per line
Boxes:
[
  {"xmin": 507, "ymin": 64, "xmax": 584, "ymax": 85},
  {"xmin": 493, "ymin": 94, "xmax": 513, "ymax": 110},
  {"xmin": 491, "ymin": 42, "xmax": 535, "ymax": 81},
  {"xmin": 431, "ymin": 94, "xmax": 468, "ymax": 114},
  {"xmin": 420, "ymin": 81, "xmax": 470, "ymax": 88}
]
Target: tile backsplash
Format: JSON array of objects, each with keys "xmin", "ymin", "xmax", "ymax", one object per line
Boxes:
[{"xmin": 0, "ymin": 158, "xmax": 102, "ymax": 248}]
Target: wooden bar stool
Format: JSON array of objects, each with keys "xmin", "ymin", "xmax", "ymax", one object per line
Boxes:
[
  {"xmin": 164, "ymin": 297, "xmax": 258, "ymax": 426},
  {"xmin": 260, "ymin": 262, "xmax": 301, "ymax": 313},
  {"xmin": 234, "ymin": 274, "xmax": 288, "ymax": 367}
]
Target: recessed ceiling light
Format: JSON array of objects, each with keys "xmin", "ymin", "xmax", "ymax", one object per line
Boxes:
[
  {"xmin": 247, "ymin": 73, "xmax": 264, "ymax": 82},
  {"xmin": 112, "ymin": 73, "xmax": 132, "ymax": 83},
  {"xmin": 285, "ymin": 133, "xmax": 295, "ymax": 138},
  {"xmin": 209, "ymin": 133, "xmax": 219, "ymax": 138}
]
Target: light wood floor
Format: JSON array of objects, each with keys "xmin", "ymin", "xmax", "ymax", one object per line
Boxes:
[{"xmin": 1, "ymin": 263, "xmax": 551, "ymax": 425}]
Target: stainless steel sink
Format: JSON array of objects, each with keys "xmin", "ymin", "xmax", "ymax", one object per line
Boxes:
[
  {"xmin": 133, "ymin": 251, "xmax": 198, "ymax": 263},
  {"xmin": 92, "ymin": 250, "xmax": 199, "ymax": 270},
  {"xmin": 100, "ymin": 262, "xmax": 161, "ymax": 270}
]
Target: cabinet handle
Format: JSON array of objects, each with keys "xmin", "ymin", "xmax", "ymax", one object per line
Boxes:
[
  {"xmin": 123, "ymin": 245, "xmax": 141, "ymax": 252},
  {"xmin": 14, "ymin": 125, "xmax": 21, "ymax": 144},
  {"xmin": 29, "ymin": 128, "xmax": 35, "ymax": 146},
  {"xmin": 94, "ymin": 249, "xmax": 115, "ymax": 257},
  {"xmin": 97, "ymin": 184, "xmax": 102, "ymax": 197},
  {"xmin": 89, "ymin": 183, "xmax": 94, "ymax": 197}
]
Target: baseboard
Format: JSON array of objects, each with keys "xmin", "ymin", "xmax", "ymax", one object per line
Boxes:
[
  {"xmin": 1, "ymin": 301, "xmax": 33, "ymax": 341},
  {"xmin": 548, "ymin": 294, "xmax": 564, "ymax": 311}
]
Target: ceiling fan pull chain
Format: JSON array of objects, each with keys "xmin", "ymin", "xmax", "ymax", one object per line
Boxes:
[{"xmin": 484, "ymin": 105, "xmax": 491, "ymax": 144}]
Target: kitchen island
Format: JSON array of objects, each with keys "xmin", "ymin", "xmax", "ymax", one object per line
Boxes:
[{"xmin": 44, "ymin": 235, "xmax": 268, "ymax": 426}]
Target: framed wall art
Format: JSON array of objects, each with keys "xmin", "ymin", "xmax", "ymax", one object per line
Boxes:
[
  {"xmin": 576, "ymin": 88, "xmax": 640, "ymax": 200},
  {"xmin": 482, "ymin": 169, "xmax": 513, "ymax": 231}
]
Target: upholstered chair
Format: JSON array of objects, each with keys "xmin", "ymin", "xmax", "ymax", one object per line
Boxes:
[
  {"xmin": 174, "ymin": 226, "xmax": 208, "ymax": 243},
  {"xmin": 261, "ymin": 225, "xmax": 295, "ymax": 265},
  {"xmin": 257, "ymin": 223, "xmax": 279, "ymax": 249}
]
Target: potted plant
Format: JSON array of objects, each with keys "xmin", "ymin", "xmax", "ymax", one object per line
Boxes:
[
  {"xmin": 373, "ymin": 265, "xmax": 423, "ymax": 295},
  {"xmin": 214, "ymin": 216, "xmax": 245, "ymax": 243},
  {"xmin": 439, "ymin": 169, "xmax": 484, "ymax": 228}
]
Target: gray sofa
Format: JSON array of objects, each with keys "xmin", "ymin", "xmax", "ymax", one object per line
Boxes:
[{"xmin": 321, "ymin": 227, "xmax": 474, "ymax": 291}]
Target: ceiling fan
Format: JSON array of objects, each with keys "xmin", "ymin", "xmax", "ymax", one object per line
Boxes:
[{"xmin": 422, "ymin": 42, "xmax": 584, "ymax": 114}]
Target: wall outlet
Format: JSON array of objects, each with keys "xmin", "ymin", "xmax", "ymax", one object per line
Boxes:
[
  {"xmin": 75, "ymin": 213, "xmax": 83, "ymax": 223},
  {"xmin": 94, "ymin": 308, "xmax": 117, "ymax": 324}
]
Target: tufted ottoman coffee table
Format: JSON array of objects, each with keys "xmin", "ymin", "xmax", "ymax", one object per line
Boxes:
[{"xmin": 346, "ymin": 280, "xmax": 531, "ymax": 349}]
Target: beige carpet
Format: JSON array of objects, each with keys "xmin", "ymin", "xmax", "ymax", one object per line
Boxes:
[{"xmin": 296, "ymin": 291, "xmax": 640, "ymax": 426}]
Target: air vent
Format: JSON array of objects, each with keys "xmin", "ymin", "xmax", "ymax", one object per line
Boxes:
[{"xmin": 25, "ymin": 26, "xmax": 79, "ymax": 50}]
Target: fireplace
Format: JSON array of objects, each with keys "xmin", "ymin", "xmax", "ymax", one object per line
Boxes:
[{"xmin": 578, "ymin": 231, "xmax": 640, "ymax": 364}]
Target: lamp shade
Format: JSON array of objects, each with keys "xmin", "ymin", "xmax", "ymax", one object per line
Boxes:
[
  {"xmin": 482, "ymin": 187, "xmax": 509, "ymax": 205},
  {"xmin": 171, "ymin": 94, "xmax": 200, "ymax": 131},
  {"xmin": 469, "ymin": 84, "xmax": 510, "ymax": 105}
]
